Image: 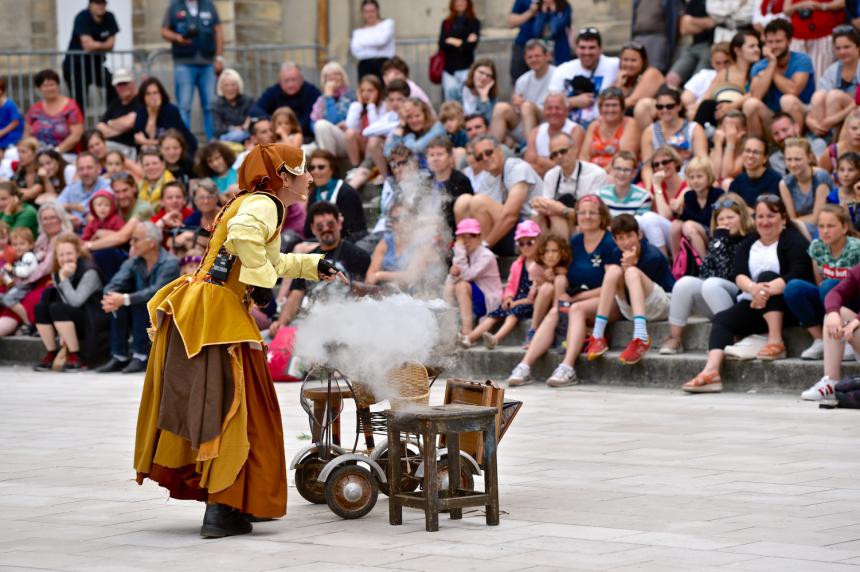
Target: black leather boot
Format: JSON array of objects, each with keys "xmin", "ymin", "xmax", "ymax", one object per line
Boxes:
[{"xmin": 200, "ymin": 503, "xmax": 253, "ymax": 538}]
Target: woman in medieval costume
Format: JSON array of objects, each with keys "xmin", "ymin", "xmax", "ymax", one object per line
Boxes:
[{"xmin": 133, "ymin": 143, "xmax": 343, "ymax": 538}]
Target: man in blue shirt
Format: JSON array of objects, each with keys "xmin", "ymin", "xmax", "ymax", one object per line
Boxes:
[
  {"xmin": 0, "ymin": 78, "xmax": 23, "ymax": 148},
  {"xmin": 57, "ymin": 152, "xmax": 110, "ymax": 228},
  {"xmin": 745, "ymin": 19, "xmax": 815, "ymax": 139},
  {"xmin": 252, "ymin": 62, "xmax": 322, "ymax": 141}
]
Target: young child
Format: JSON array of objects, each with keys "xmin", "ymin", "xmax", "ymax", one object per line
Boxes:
[
  {"xmin": 345, "ymin": 74, "xmax": 385, "ymax": 167},
  {"xmin": 462, "ymin": 220, "xmax": 541, "ymax": 349},
  {"xmin": 526, "ymin": 233, "xmax": 572, "ymax": 347},
  {"xmin": 827, "ymin": 152, "xmax": 860, "ymax": 230},
  {"xmin": 194, "ymin": 141, "xmax": 239, "ymax": 202},
  {"xmin": 2, "ymin": 227, "xmax": 39, "ymax": 332},
  {"xmin": 445, "ymin": 218, "xmax": 502, "ymax": 345},
  {"xmin": 585, "ymin": 214, "xmax": 676, "ymax": 365},
  {"xmin": 272, "ymin": 107, "xmax": 304, "ymax": 147},
  {"xmin": 104, "ymin": 150, "xmax": 128, "ymax": 178},
  {"xmin": 151, "ymin": 181, "xmax": 193, "ymax": 251},
  {"xmin": 0, "ymin": 221, "xmax": 17, "ymax": 268},
  {"xmin": 670, "ymin": 156, "xmax": 724, "ymax": 259},
  {"xmin": 439, "ymin": 101, "xmax": 468, "ymax": 149},
  {"xmin": 82, "ymin": 190, "xmax": 125, "ymax": 241}
]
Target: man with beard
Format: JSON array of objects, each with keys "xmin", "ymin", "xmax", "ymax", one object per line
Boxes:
[
  {"xmin": 766, "ymin": 112, "xmax": 827, "ymax": 175},
  {"xmin": 744, "ymin": 19, "xmax": 815, "ymax": 138},
  {"xmin": 269, "ymin": 201, "xmax": 370, "ymax": 336}
]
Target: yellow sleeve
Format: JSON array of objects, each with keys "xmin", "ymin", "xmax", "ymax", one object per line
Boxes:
[{"xmin": 225, "ymin": 195, "xmax": 322, "ymax": 287}]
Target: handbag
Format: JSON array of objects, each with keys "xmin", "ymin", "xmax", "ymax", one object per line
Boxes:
[
  {"xmin": 267, "ymin": 326, "xmax": 303, "ymax": 382},
  {"xmin": 671, "ymin": 235, "xmax": 703, "ymax": 280},
  {"xmin": 429, "ymin": 50, "xmax": 445, "ymax": 85}
]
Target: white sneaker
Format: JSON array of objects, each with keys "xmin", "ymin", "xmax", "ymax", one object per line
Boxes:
[
  {"xmin": 725, "ymin": 334, "xmax": 768, "ymax": 360},
  {"xmin": 482, "ymin": 332, "xmax": 497, "ymax": 350},
  {"xmin": 546, "ymin": 363, "xmax": 578, "ymax": 387},
  {"xmin": 506, "ymin": 363, "xmax": 533, "ymax": 386},
  {"xmin": 844, "ymin": 344, "xmax": 856, "ymax": 362},
  {"xmin": 801, "ymin": 376, "xmax": 835, "ymax": 401},
  {"xmin": 801, "ymin": 339, "xmax": 825, "ymax": 360}
]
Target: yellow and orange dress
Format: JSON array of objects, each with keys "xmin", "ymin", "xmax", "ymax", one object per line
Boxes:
[{"xmin": 133, "ymin": 191, "xmax": 321, "ymax": 518}]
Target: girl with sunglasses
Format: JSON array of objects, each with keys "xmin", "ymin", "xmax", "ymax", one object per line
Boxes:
[
  {"xmin": 613, "ymin": 42, "xmax": 664, "ymax": 132},
  {"xmin": 461, "ymin": 220, "xmax": 542, "ymax": 349},
  {"xmin": 660, "ymin": 192, "xmax": 752, "ymax": 354},
  {"xmin": 640, "ymin": 84, "xmax": 707, "ymax": 189},
  {"xmin": 807, "ymin": 26, "xmax": 860, "ymax": 137}
]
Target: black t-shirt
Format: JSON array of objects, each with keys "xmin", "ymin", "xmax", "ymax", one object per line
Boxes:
[
  {"xmin": 438, "ymin": 169, "xmax": 474, "ymax": 232},
  {"xmin": 729, "ymin": 168, "xmax": 782, "ymax": 207},
  {"xmin": 686, "ymin": 0, "xmax": 714, "ymax": 45},
  {"xmin": 303, "ymin": 181, "xmax": 368, "ymax": 242},
  {"xmin": 67, "ymin": 9, "xmax": 120, "ymax": 61},
  {"xmin": 101, "ymin": 96, "xmax": 140, "ymax": 148},
  {"xmin": 290, "ymin": 240, "xmax": 370, "ymax": 292}
]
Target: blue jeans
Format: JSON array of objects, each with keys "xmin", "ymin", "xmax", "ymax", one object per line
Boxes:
[
  {"xmin": 174, "ymin": 63, "xmax": 216, "ymax": 140},
  {"xmin": 110, "ymin": 304, "xmax": 151, "ymax": 360},
  {"xmin": 442, "ymin": 69, "xmax": 469, "ymax": 103},
  {"xmin": 784, "ymin": 278, "xmax": 840, "ymax": 328}
]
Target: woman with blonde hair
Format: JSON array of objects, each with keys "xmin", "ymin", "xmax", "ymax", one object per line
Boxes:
[
  {"xmin": 383, "ymin": 97, "xmax": 446, "ymax": 160},
  {"xmin": 660, "ymin": 192, "xmax": 753, "ymax": 354},
  {"xmin": 212, "ymin": 68, "xmax": 254, "ymax": 143},
  {"xmin": 778, "ymin": 137, "xmax": 834, "ymax": 236},
  {"xmin": 311, "ymin": 61, "xmax": 356, "ymax": 158}
]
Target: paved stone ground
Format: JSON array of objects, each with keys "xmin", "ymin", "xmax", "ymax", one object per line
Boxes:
[{"xmin": 3, "ymin": 365, "xmax": 860, "ymax": 572}]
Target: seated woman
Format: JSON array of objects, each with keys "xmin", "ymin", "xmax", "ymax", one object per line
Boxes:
[
  {"xmin": 682, "ymin": 195, "xmax": 814, "ymax": 393},
  {"xmin": 303, "ymin": 149, "xmax": 367, "ymax": 243},
  {"xmin": 506, "ymin": 196, "xmax": 619, "ymax": 387},
  {"xmin": 83, "ymin": 129, "xmax": 142, "ymax": 180},
  {"xmin": 137, "ymin": 147, "xmax": 175, "ymax": 208},
  {"xmin": 806, "ymin": 23, "xmax": 860, "ymax": 137},
  {"xmin": 384, "ymin": 97, "xmax": 446, "ymax": 163},
  {"xmin": 697, "ymin": 31, "xmax": 761, "ymax": 131},
  {"xmin": 648, "ymin": 145, "xmax": 688, "ymax": 243},
  {"xmin": 614, "ymin": 41, "xmax": 665, "ymax": 132},
  {"xmin": 660, "ymin": 193, "xmax": 752, "ymax": 354},
  {"xmin": 819, "ymin": 110, "xmax": 860, "ymax": 175},
  {"xmin": 13, "ymin": 137, "xmax": 39, "ymax": 200},
  {"xmin": 311, "ymin": 61, "xmax": 356, "ymax": 159},
  {"xmin": 272, "ymin": 107, "xmax": 304, "ymax": 148},
  {"xmin": 779, "ymin": 138, "xmax": 834, "ymax": 237},
  {"xmin": 159, "ymin": 129, "xmax": 195, "ymax": 190},
  {"xmin": 681, "ymin": 42, "xmax": 732, "ymax": 121},
  {"xmin": 172, "ymin": 179, "xmax": 219, "ymax": 253},
  {"xmin": 460, "ymin": 59, "xmax": 497, "ymax": 124},
  {"xmin": 30, "ymin": 149, "xmax": 70, "ymax": 206},
  {"xmin": 640, "ymin": 85, "xmax": 707, "ymax": 189},
  {"xmin": 24, "ymin": 69, "xmax": 83, "ymax": 154},
  {"xmin": 104, "ymin": 150, "xmax": 135, "ymax": 180},
  {"xmin": 524, "ymin": 92, "xmax": 586, "ymax": 177},
  {"xmin": 32, "ymin": 234, "xmax": 105, "ymax": 372},
  {"xmin": 579, "ymin": 88, "xmax": 639, "ymax": 171},
  {"xmin": 367, "ymin": 203, "xmax": 439, "ymax": 292},
  {"xmin": 785, "ymin": 204, "xmax": 860, "ymax": 360},
  {"xmin": 193, "ymin": 141, "xmax": 239, "ymax": 203},
  {"xmin": 344, "ymin": 74, "xmax": 386, "ymax": 168},
  {"xmin": 669, "ymin": 156, "xmax": 724, "ymax": 259},
  {"xmin": 212, "ymin": 68, "xmax": 254, "ymax": 143},
  {"xmin": 709, "ymin": 110, "xmax": 747, "ymax": 189},
  {"xmin": 133, "ymin": 77, "xmax": 197, "ymax": 154}
]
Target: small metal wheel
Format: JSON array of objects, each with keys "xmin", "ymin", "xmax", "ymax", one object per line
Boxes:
[
  {"xmin": 325, "ymin": 464, "xmax": 379, "ymax": 519},
  {"xmin": 432, "ymin": 458, "xmax": 475, "ymax": 497},
  {"xmin": 294, "ymin": 453, "xmax": 329, "ymax": 504},
  {"xmin": 375, "ymin": 442, "xmax": 421, "ymax": 497}
]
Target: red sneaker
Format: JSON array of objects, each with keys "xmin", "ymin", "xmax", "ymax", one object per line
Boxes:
[
  {"xmin": 585, "ymin": 336, "xmax": 609, "ymax": 361},
  {"xmin": 619, "ymin": 338, "xmax": 651, "ymax": 365},
  {"xmin": 61, "ymin": 352, "xmax": 86, "ymax": 372}
]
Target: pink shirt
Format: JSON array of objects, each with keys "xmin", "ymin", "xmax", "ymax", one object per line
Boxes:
[{"xmin": 448, "ymin": 243, "xmax": 502, "ymax": 313}]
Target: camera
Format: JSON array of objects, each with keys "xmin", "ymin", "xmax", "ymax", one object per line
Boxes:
[{"xmin": 184, "ymin": 24, "xmax": 199, "ymax": 39}]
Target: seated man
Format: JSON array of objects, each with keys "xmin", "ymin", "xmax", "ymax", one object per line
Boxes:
[
  {"xmin": 533, "ymin": 132, "xmax": 608, "ymax": 237},
  {"xmin": 584, "ymin": 214, "xmax": 675, "ymax": 366},
  {"xmin": 767, "ymin": 111, "xmax": 827, "ymax": 175},
  {"xmin": 523, "ymin": 92, "xmax": 585, "ymax": 177},
  {"xmin": 743, "ymin": 19, "xmax": 815, "ymax": 139},
  {"xmin": 57, "ymin": 152, "xmax": 111, "ymax": 228},
  {"xmin": 96, "ymin": 221, "xmax": 181, "ymax": 374},
  {"xmin": 271, "ymin": 202, "xmax": 370, "ymax": 335},
  {"xmin": 96, "ymin": 69, "xmax": 139, "ymax": 156},
  {"xmin": 232, "ymin": 117, "xmax": 276, "ymax": 170},
  {"xmin": 454, "ymin": 135, "xmax": 542, "ymax": 256},
  {"xmin": 251, "ymin": 62, "xmax": 321, "ymax": 140}
]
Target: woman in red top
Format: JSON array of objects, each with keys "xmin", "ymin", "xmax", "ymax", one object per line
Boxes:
[
  {"xmin": 580, "ymin": 88, "xmax": 639, "ymax": 170},
  {"xmin": 784, "ymin": 0, "xmax": 845, "ymax": 81},
  {"xmin": 650, "ymin": 145, "xmax": 688, "ymax": 222}
]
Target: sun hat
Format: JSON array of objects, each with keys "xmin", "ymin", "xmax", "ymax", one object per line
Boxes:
[
  {"xmin": 514, "ymin": 220, "xmax": 541, "ymax": 241},
  {"xmin": 455, "ymin": 218, "xmax": 481, "ymax": 236}
]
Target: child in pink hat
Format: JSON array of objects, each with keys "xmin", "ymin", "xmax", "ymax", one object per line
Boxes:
[
  {"xmin": 459, "ymin": 220, "xmax": 542, "ymax": 349},
  {"xmin": 445, "ymin": 218, "xmax": 502, "ymax": 346}
]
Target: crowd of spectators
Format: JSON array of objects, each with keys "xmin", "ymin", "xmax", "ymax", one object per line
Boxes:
[{"xmin": 4, "ymin": 0, "xmax": 860, "ymax": 405}]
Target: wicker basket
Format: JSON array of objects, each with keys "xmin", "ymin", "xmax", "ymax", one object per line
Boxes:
[{"xmin": 349, "ymin": 362, "xmax": 431, "ymax": 410}]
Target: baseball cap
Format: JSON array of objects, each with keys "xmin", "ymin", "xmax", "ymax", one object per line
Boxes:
[
  {"xmin": 514, "ymin": 220, "xmax": 540, "ymax": 241},
  {"xmin": 455, "ymin": 218, "xmax": 481, "ymax": 236},
  {"xmin": 112, "ymin": 69, "xmax": 134, "ymax": 86}
]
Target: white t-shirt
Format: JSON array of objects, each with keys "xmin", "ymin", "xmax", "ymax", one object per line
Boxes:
[
  {"xmin": 542, "ymin": 160, "xmax": 608, "ymax": 202},
  {"xmin": 684, "ymin": 69, "xmax": 717, "ymax": 103},
  {"xmin": 514, "ymin": 65, "xmax": 557, "ymax": 111},
  {"xmin": 477, "ymin": 157, "xmax": 542, "ymax": 218},
  {"xmin": 738, "ymin": 239, "xmax": 780, "ymax": 300},
  {"xmin": 350, "ymin": 19, "xmax": 396, "ymax": 61},
  {"xmin": 549, "ymin": 55, "xmax": 620, "ymax": 125}
]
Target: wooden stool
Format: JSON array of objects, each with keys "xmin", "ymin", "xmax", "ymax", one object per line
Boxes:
[
  {"xmin": 385, "ymin": 404, "xmax": 499, "ymax": 532},
  {"xmin": 302, "ymin": 383, "xmax": 354, "ymax": 446}
]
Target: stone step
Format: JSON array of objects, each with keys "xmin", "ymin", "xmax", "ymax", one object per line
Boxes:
[
  {"xmin": 0, "ymin": 336, "xmax": 46, "ymax": 364},
  {"xmin": 452, "ymin": 346, "xmax": 860, "ymax": 393}
]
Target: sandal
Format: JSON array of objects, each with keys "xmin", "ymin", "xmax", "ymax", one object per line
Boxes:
[
  {"xmin": 457, "ymin": 334, "xmax": 472, "ymax": 349},
  {"xmin": 682, "ymin": 371, "xmax": 723, "ymax": 393},
  {"xmin": 659, "ymin": 336, "xmax": 684, "ymax": 355},
  {"xmin": 757, "ymin": 342, "xmax": 786, "ymax": 361}
]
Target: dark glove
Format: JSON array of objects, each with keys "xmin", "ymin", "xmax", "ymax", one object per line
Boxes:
[
  {"xmin": 318, "ymin": 257, "xmax": 338, "ymax": 278},
  {"xmin": 250, "ymin": 286, "xmax": 273, "ymax": 307}
]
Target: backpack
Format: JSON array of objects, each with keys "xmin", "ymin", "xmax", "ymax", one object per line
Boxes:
[{"xmin": 671, "ymin": 235, "xmax": 702, "ymax": 280}]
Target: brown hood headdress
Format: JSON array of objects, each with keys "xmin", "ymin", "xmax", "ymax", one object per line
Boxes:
[{"xmin": 237, "ymin": 143, "xmax": 307, "ymax": 202}]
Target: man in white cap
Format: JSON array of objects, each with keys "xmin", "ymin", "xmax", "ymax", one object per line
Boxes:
[{"xmin": 97, "ymin": 68, "xmax": 139, "ymax": 157}]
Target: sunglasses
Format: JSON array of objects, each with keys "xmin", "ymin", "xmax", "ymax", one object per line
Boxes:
[
  {"xmin": 473, "ymin": 149, "xmax": 495, "ymax": 162},
  {"xmin": 109, "ymin": 172, "xmax": 132, "ymax": 181},
  {"xmin": 622, "ymin": 41, "xmax": 645, "ymax": 52},
  {"xmin": 309, "ymin": 163, "xmax": 329, "ymax": 171},
  {"xmin": 516, "ymin": 239, "xmax": 537, "ymax": 247},
  {"xmin": 655, "ymin": 103, "xmax": 676, "ymax": 111},
  {"xmin": 652, "ymin": 158, "xmax": 675, "ymax": 168},
  {"xmin": 612, "ymin": 166, "xmax": 634, "ymax": 174},
  {"xmin": 578, "ymin": 26, "xmax": 600, "ymax": 38},
  {"xmin": 389, "ymin": 159, "xmax": 409, "ymax": 170},
  {"xmin": 712, "ymin": 199, "xmax": 738, "ymax": 210},
  {"xmin": 757, "ymin": 193, "xmax": 781, "ymax": 204},
  {"xmin": 549, "ymin": 147, "xmax": 570, "ymax": 160},
  {"xmin": 313, "ymin": 220, "xmax": 337, "ymax": 231}
]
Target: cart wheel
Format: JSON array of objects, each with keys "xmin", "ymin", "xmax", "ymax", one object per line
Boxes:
[
  {"xmin": 294, "ymin": 454, "xmax": 328, "ymax": 504},
  {"xmin": 325, "ymin": 464, "xmax": 378, "ymax": 519},
  {"xmin": 432, "ymin": 458, "xmax": 475, "ymax": 496},
  {"xmin": 375, "ymin": 442, "xmax": 421, "ymax": 497}
]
